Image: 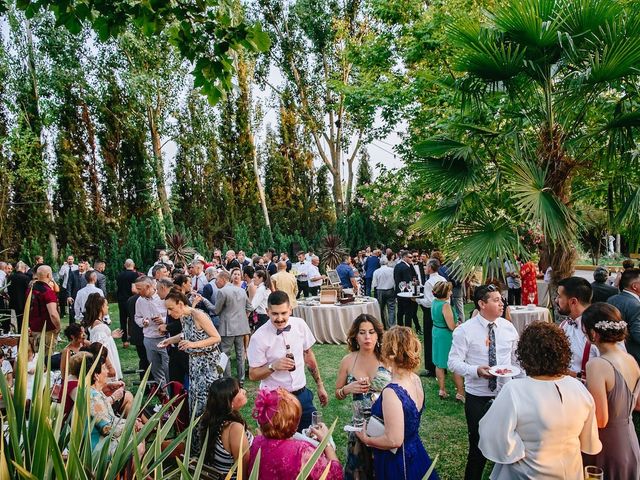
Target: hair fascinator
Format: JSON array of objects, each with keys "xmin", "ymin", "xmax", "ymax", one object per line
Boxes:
[{"xmin": 252, "ymin": 388, "xmax": 280, "ymax": 425}]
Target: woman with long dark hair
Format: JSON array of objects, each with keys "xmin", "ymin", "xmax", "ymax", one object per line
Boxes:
[
  {"xmin": 84, "ymin": 293, "xmax": 123, "ymax": 380},
  {"xmin": 200, "ymin": 377, "xmax": 252, "ymax": 478}
]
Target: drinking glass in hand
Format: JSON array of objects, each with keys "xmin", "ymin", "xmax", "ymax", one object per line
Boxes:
[
  {"xmin": 584, "ymin": 466, "xmax": 603, "ymax": 479},
  {"xmin": 311, "ymin": 411, "xmax": 323, "ymax": 427},
  {"xmin": 528, "ymin": 293, "xmax": 535, "ymax": 305}
]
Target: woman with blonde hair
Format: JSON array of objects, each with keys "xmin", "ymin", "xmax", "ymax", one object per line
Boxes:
[
  {"xmin": 431, "ymin": 281, "xmax": 464, "ymax": 402},
  {"xmin": 356, "ymin": 326, "xmax": 438, "ymax": 479},
  {"xmin": 248, "ymin": 388, "xmax": 343, "ymax": 479}
]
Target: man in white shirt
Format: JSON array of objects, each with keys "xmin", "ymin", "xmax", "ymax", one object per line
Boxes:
[
  {"xmin": 134, "ymin": 276, "xmax": 170, "ymax": 387},
  {"xmin": 293, "ymin": 251, "xmax": 310, "ymax": 299},
  {"xmin": 417, "ymin": 258, "xmax": 446, "ymax": 376},
  {"xmin": 74, "ymin": 271, "xmax": 104, "ymax": 323},
  {"xmin": 448, "ymin": 284, "xmax": 520, "ymax": 480},
  {"xmin": 306, "ymin": 256, "xmax": 325, "ymax": 296},
  {"xmin": 556, "ymin": 277, "xmax": 599, "ymax": 378},
  {"xmin": 247, "ymin": 290, "xmax": 328, "ymax": 431},
  {"xmin": 191, "ymin": 259, "xmax": 207, "ymax": 293},
  {"xmin": 372, "ymin": 255, "xmax": 396, "ymax": 328}
]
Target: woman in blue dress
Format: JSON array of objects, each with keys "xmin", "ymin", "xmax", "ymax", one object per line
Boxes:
[{"xmin": 356, "ymin": 326, "xmax": 439, "ymax": 480}]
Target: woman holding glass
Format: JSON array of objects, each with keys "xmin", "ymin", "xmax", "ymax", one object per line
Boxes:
[{"xmin": 335, "ymin": 314, "xmax": 390, "ymax": 479}]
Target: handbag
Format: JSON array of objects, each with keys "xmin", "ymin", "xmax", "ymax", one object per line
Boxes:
[{"xmin": 366, "ymin": 415, "xmax": 397, "ymax": 454}]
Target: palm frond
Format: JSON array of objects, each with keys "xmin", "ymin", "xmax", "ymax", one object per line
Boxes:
[
  {"xmin": 505, "ymin": 159, "xmax": 577, "ymax": 244},
  {"xmin": 413, "ymin": 138, "xmax": 470, "ymax": 157},
  {"xmin": 448, "ymin": 19, "xmax": 527, "ymax": 81},
  {"xmin": 602, "ymin": 111, "xmax": 640, "ymax": 130},
  {"xmin": 615, "ymin": 186, "xmax": 640, "ymax": 227},
  {"xmin": 411, "ymin": 200, "xmax": 462, "ymax": 236},
  {"xmin": 411, "ymin": 156, "xmax": 479, "ymax": 196},
  {"xmin": 445, "ymin": 217, "xmax": 525, "ymax": 278},
  {"xmin": 562, "ymin": 0, "xmax": 622, "ymax": 43},
  {"xmin": 489, "ymin": 0, "xmax": 562, "ymax": 51}
]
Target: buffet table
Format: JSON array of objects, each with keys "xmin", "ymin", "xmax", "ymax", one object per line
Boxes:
[{"xmin": 293, "ymin": 297, "xmax": 382, "ymax": 344}]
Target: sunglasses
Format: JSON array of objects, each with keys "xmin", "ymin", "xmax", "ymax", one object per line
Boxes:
[{"xmin": 486, "ymin": 284, "xmax": 497, "ymax": 292}]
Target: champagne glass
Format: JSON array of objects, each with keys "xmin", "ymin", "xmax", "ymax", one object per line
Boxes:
[
  {"xmin": 584, "ymin": 466, "xmax": 603, "ymax": 479},
  {"xmin": 311, "ymin": 411, "xmax": 323, "ymax": 427},
  {"xmin": 528, "ymin": 293, "xmax": 535, "ymax": 305}
]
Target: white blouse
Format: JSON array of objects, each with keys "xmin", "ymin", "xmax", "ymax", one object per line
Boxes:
[
  {"xmin": 479, "ymin": 376, "xmax": 602, "ymax": 479},
  {"xmin": 251, "ymin": 284, "xmax": 269, "ymax": 315},
  {"xmin": 88, "ymin": 322, "xmax": 123, "ymax": 380}
]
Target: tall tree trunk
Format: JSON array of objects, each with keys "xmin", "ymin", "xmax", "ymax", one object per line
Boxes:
[
  {"xmin": 147, "ymin": 103, "xmax": 173, "ymax": 233},
  {"xmin": 252, "ymin": 138, "xmax": 271, "ymax": 233},
  {"xmin": 25, "ymin": 18, "xmax": 58, "ymax": 260},
  {"xmin": 81, "ymin": 101, "xmax": 103, "ymax": 216}
]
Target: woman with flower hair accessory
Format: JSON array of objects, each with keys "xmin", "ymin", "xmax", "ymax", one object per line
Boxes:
[
  {"xmin": 248, "ymin": 388, "xmax": 343, "ymax": 479},
  {"xmin": 582, "ymin": 302, "xmax": 640, "ymax": 479}
]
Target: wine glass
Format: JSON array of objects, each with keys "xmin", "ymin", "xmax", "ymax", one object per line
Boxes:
[
  {"xmin": 528, "ymin": 293, "xmax": 535, "ymax": 305},
  {"xmin": 584, "ymin": 466, "xmax": 603, "ymax": 479}
]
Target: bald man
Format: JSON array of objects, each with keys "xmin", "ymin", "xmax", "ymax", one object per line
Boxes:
[
  {"xmin": 28, "ymin": 265, "xmax": 61, "ymax": 353},
  {"xmin": 271, "ymin": 261, "xmax": 298, "ymax": 309}
]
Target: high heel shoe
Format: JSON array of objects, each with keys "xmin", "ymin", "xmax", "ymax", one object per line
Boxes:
[
  {"xmin": 455, "ymin": 393, "xmax": 466, "ymax": 404},
  {"xmin": 438, "ymin": 390, "xmax": 449, "ymax": 399}
]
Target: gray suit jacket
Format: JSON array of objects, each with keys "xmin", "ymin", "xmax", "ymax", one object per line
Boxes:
[
  {"xmin": 215, "ymin": 284, "xmax": 252, "ymax": 336},
  {"xmin": 608, "ymin": 291, "xmax": 640, "ymax": 363},
  {"xmin": 95, "ymin": 271, "xmax": 107, "ymax": 297}
]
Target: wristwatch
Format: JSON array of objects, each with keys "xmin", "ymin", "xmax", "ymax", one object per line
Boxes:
[{"xmin": 268, "ymin": 363, "xmax": 275, "ymax": 373}]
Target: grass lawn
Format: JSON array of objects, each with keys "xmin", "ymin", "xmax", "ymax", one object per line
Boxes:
[{"xmin": 104, "ymin": 303, "xmax": 481, "ymax": 479}]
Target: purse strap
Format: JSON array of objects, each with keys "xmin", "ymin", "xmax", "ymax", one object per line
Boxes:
[{"xmin": 402, "ymin": 444, "xmax": 407, "ymax": 480}]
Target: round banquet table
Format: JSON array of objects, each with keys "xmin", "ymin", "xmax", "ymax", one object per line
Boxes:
[
  {"xmin": 293, "ymin": 299, "xmax": 382, "ymax": 344},
  {"xmin": 509, "ymin": 306, "xmax": 551, "ymax": 335}
]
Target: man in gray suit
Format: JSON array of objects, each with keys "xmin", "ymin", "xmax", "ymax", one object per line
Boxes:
[
  {"xmin": 608, "ymin": 268, "xmax": 640, "ymax": 364},
  {"xmin": 215, "ymin": 271, "xmax": 252, "ymax": 384},
  {"xmin": 94, "ymin": 261, "xmax": 108, "ymax": 297}
]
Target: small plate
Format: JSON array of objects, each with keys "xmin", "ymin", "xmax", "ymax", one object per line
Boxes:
[{"xmin": 489, "ymin": 365, "xmax": 521, "ymax": 377}]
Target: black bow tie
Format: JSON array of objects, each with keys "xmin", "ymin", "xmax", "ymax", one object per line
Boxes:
[
  {"xmin": 568, "ymin": 319, "xmax": 578, "ymax": 327},
  {"xmin": 276, "ymin": 325, "xmax": 292, "ymax": 335}
]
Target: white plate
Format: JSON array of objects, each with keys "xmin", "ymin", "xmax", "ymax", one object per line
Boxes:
[
  {"xmin": 343, "ymin": 425, "xmax": 362, "ymax": 432},
  {"xmin": 489, "ymin": 365, "xmax": 521, "ymax": 377}
]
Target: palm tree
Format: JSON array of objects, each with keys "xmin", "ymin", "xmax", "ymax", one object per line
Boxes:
[{"xmin": 412, "ymin": 0, "xmax": 640, "ymax": 286}]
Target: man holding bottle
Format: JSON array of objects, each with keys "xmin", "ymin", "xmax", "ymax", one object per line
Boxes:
[{"xmin": 247, "ymin": 290, "xmax": 329, "ymax": 431}]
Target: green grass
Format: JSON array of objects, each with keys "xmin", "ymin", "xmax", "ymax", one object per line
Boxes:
[{"xmin": 102, "ymin": 302, "xmax": 477, "ymax": 480}]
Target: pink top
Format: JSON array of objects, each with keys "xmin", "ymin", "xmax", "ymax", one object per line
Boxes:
[{"xmin": 248, "ymin": 436, "xmax": 343, "ymax": 480}]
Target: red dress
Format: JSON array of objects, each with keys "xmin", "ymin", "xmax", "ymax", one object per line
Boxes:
[{"xmin": 520, "ymin": 261, "xmax": 539, "ymax": 305}]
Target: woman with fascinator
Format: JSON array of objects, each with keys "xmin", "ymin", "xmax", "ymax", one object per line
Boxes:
[
  {"xmin": 248, "ymin": 388, "xmax": 343, "ymax": 479},
  {"xmin": 582, "ymin": 303, "xmax": 640, "ymax": 479}
]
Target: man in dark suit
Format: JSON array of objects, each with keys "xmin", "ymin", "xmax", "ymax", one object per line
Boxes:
[
  {"xmin": 591, "ymin": 267, "xmax": 618, "ymax": 303},
  {"xmin": 67, "ymin": 260, "xmax": 89, "ymax": 323},
  {"xmin": 410, "ymin": 251, "xmax": 425, "ymax": 333},
  {"xmin": 608, "ymin": 268, "xmax": 640, "ymax": 364},
  {"xmin": 7, "ymin": 261, "xmax": 31, "ymax": 331},
  {"xmin": 116, "ymin": 259, "xmax": 140, "ymax": 347},
  {"xmin": 394, "ymin": 250, "xmax": 416, "ymax": 327}
]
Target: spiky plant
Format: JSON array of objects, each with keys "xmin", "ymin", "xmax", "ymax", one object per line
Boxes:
[
  {"xmin": 165, "ymin": 232, "xmax": 197, "ymax": 266},
  {"xmin": 319, "ymin": 234, "xmax": 347, "ymax": 270}
]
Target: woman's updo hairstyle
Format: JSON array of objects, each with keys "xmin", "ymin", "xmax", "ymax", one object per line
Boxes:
[{"xmin": 581, "ymin": 302, "xmax": 627, "ymax": 343}]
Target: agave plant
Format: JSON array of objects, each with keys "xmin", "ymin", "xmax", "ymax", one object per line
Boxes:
[
  {"xmin": 319, "ymin": 235, "xmax": 347, "ymax": 270},
  {"xmin": 165, "ymin": 233, "xmax": 197, "ymax": 266}
]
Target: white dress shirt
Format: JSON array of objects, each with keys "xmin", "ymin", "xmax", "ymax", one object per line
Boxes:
[
  {"xmin": 247, "ymin": 316, "xmax": 316, "ymax": 391},
  {"xmin": 74, "ymin": 284, "xmax": 104, "ymax": 321},
  {"xmin": 560, "ymin": 316, "xmax": 599, "ymax": 374},
  {"xmin": 192, "ymin": 273, "xmax": 208, "ymax": 293},
  {"xmin": 134, "ymin": 294, "xmax": 167, "ymax": 338},
  {"xmin": 251, "ymin": 284, "xmax": 269, "ymax": 315},
  {"xmin": 413, "ymin": 264, "xmax": 423, "ymax": 285},
  {"xmin": 307, "ymin": 264, "xmax": 323, "ymax": 288},
  {"xmin": 58, "ymin": 264, "xmax": 78, "ymax": 289},
  {"xmin": 293, "ymin": 261, "xmax": 309, "ymax": 281},
  {"xmin": 372, "ymin": 265, "xmax": 395, "ymax": 291},
  {"xmin": 417, "ymin": 272, "xmax": 446, "ymax": 308},
  {"xmin": 448, "ymin": 314, "xmax": 520, "ymax": 396}
]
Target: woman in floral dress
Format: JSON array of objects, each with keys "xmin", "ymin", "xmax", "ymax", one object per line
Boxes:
[
  {"xmin": 160, "ymin": 288, "xmax": 223, "ymax": 454},
  {"xmin": 520, "ymin": 260, "xmax": 539, "ymax": 305}
]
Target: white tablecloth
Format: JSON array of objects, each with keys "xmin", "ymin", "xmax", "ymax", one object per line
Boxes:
[
  {"xmin": 510, "ymin": 306, "xmax": 551, "ymax": 336},
  {"xmin": 293, "ymin": 300, "xmax": 382, "ymax": 344}
]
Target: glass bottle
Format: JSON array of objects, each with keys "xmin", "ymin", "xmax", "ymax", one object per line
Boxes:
[{"xmin": 285, "ymin": 344, "xmax": 296, "ymax": 371}]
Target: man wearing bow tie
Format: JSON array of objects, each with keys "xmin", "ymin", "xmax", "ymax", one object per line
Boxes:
[
  {"xmin": 557, "ymin": 277, "xmax": 599, "ymax": 377},
  {"xmin": 248, "ymin": 290, "xmax": 329, "ymax": 431}
]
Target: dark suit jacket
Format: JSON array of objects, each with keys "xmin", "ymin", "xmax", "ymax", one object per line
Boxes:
[
  {"xmin": 116, "ymin": 269, "xmax": 139, "ymax": 303},
  {"xmin": 591, "ymin": 281, "xmax": 618, "ymax": 303},
  {"xmin": 127, "ymin": 294, "xmax": 144, "ymax": 345},
  {"xmin": 413, "ymin": 262, "xmax": 426, "ymax": 285},
  {"xmin": 393, "ymin": 261, "xmax": 416, "ymax": 295},
  {"xmin": 68, "ymin": 271, "xmax": 87, "ymax": 300},
  {"xmin": 7, "ymin": 272, "xmax": 30, "ymax": 316},
  {"xmin": 215, "ymin": 284, "xmax": 252, "ymax": 336},
  {"xmin": 608, "ymin": 291, "xmax": 640, "ymax": 363},
  {"xmin": 267, "ymin": 261, "xmax": 278, "ymax": 276}
]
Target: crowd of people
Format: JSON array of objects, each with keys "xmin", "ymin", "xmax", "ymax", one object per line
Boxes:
[{"xmin": 0, "ymin": 249, "xmax": 639, "ymax": 479}]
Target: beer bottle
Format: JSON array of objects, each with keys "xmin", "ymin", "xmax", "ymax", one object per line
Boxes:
[{"xmin": 285, "ymin": 344, "xmax": 296, "ymax": 371}]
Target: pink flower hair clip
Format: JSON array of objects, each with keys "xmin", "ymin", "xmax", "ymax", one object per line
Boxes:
[{"xmin": 252, "ymin": 388, "xmax": 280, "ymax": 425}]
